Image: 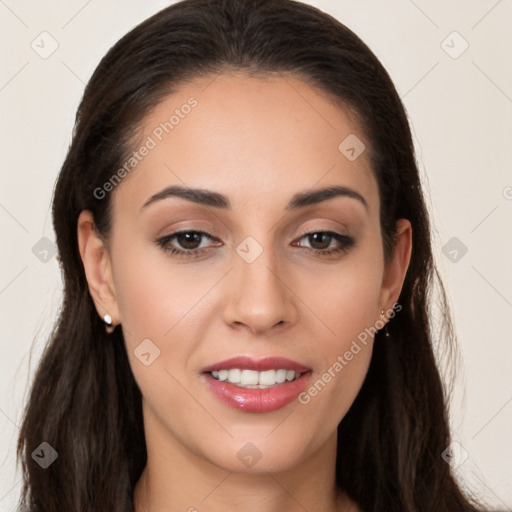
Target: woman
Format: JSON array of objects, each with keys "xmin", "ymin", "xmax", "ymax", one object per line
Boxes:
[{"xmin": 16, "ymin": 0, "xmax": 491, "ymax": 510}]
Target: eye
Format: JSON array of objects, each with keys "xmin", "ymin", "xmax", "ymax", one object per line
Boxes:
[
  {"xmin": 156, "ymin": 229, "xmax": 355, "ymax": 259},
  {"xmin": 292, "ymin": 230, "xmax": 355, "ymax": 256},
  {"xmin": 156, "ymin": 230, "xmax": 219, "ymax": 258}
]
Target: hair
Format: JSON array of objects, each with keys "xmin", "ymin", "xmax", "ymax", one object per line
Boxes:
[{"xmin": 16, "ymin": 0, "xmax": 489, "ymax": 511}]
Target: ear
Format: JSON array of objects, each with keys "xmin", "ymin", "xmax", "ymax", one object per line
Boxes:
[
  {"xmin": 377, "ymin": 218, "xmax": 412, "ymax": 318},
  {"xmin": 77, "ymin": 210, "xmax": 120, "ymax": 326}
]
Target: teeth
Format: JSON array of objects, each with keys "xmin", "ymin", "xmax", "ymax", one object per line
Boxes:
[
  {"xmin": 210, "ymin": 368, "xmax": 302, "ymax": 387},
  {"xmin": 259, "ymin": 369, "xmax": 276, "ymax": 386},
  {"xmin": 241, "ymin": 369, "xmax": 259, "ymax": 385},
  {"xmin": 276, "ymin": 369, "xmax": 287, "ymax": 383},
  {"xmin": 227, "ymin": 368, "xmax": 242, "ymax": 383}
]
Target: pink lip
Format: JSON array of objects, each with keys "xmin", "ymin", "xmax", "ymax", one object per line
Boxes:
[
  {"xmin": 200, "ymin": 356, "xmax": 312, "ymax": 413},
  {"xmin": 200, "ymin": 356, "xmax": 311, "ymax": 373}
]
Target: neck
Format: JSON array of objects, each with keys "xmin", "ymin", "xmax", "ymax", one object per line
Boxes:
[
  {"xmin": 135, "ymin": 467, "xmax": 346, "ymax": 512},
  {"xmin": 133, "ymin": 402, "xmax": 356, "ymax": 512}
]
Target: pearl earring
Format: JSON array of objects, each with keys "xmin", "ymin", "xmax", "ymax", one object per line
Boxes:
[{"xmin": 103, "ymin": 314, "xmax": 115, "ymax": 334}]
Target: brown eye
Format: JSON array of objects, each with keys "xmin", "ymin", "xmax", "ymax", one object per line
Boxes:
[
  {"xmin": 175, "ymin": 232, "xmax": 203, "ymax": 250},
  {"xmin": 156, "ymin": 230, "xmax": 218, "ymax": 258},
  {"xmin": 307, "ymin": 232, "xmax": 333, "ymax": 250},
  {"xmin": 293, "ymin": 231, "xmax": 355, "ymax": 255}
]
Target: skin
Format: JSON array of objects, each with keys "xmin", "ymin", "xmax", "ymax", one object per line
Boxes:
[{"xmin": 77, "ymin": 72, "xmax": 412, "ymax": 512}]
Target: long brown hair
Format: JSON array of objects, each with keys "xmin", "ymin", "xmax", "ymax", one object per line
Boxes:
[{"xmin": 17, "ymin": 0, "xmax": 488, "ymax": 510}]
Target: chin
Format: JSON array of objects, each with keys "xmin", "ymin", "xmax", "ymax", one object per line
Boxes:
[{"xmin": 199, "ymin": 430, "xmax": 316, "ymax": 474}]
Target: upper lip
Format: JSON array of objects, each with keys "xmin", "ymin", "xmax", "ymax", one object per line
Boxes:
[{"xmin": 201, "ymin": 356, "xmax": 311, "ymax": 373}]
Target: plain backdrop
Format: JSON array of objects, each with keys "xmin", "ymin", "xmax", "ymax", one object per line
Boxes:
[{"xmin": 0, "ymin": 0, "xmax": 511, "ymax": 510}]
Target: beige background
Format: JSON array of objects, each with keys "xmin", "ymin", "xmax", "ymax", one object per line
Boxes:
[{"xmin": 0, "ymin": 0, "xmax": 511, "ymax": 509}]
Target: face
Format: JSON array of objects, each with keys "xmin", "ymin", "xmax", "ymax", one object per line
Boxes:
[{"xmin": 79, "ymin": 72, "xmax": 411, "ymax": 474}]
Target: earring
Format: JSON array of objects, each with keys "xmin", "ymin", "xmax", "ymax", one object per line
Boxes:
[
  {"xmin": 380, "ymin": 309, "xmax": 390, "ymax": 338},
  {"xmin": 103, "ymin": 314, "xmax": 115, "ymax": 334}
]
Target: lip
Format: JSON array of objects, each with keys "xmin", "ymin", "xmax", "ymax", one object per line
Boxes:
[
  {"xmin": 200, "ymin": 356, "xmax": 311, "ymax": 373},
  {"xmin": 200, "ymin": 356, "xmax": 312, "ymax": 413}
]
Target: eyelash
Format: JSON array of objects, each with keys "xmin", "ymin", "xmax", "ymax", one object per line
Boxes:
[{"xmin": 156, "ymin": 229, "xmax": 355, "ymax": 259}]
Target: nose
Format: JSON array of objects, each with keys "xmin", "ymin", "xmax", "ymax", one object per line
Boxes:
[{"xmin": 223, "ymin": 240, "xmax": 298, "ymax": 335}]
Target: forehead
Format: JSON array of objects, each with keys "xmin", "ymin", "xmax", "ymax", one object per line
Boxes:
[{"xmin": 113, "ymin": 72, "xmax": 378, "ymax": 218}]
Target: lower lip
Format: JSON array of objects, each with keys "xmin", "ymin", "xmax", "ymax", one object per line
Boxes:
[{"xmin": 202, "ymin": 372, "xmax": 312, "ymax": 413}]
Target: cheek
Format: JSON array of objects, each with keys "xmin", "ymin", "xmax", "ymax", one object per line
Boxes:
[
  {"xmin": 110, "ymin": 245, "xmax": 224, "ymax": 400},
  {"xmin": 297, "ymin": 294, "xmax": 376, "ymax": 432},
  {"xmin": 111, "ymin": 250, "xmax": 205, "ymax": 423},
  {"xmin": 300, "ymin": 247, "xmax": 383, "ymax": 345},
  {"xmin": 111, "ymin": 240, "xmax": 215, "ymax": 342},
  {"xmin": 294, "ymin": 250, "xmax": 382, "ymax": 420},
  {"xmin": 298, "ymin": 341, "xmax": 373, "ymax": 438}
]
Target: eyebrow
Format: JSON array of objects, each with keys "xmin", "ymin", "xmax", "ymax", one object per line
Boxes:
[{"xmin": 140, "ymin": 184, "xmax": 369, "ymax": 213}]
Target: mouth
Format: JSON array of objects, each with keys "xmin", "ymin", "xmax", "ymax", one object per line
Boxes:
[
  {"xmin": 200, "ymin": 356, "xmax": 312, "ymax": 412},
  {"xmin": 208, "ymin": 368, "xmax": 304, "ymax": 389}
]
